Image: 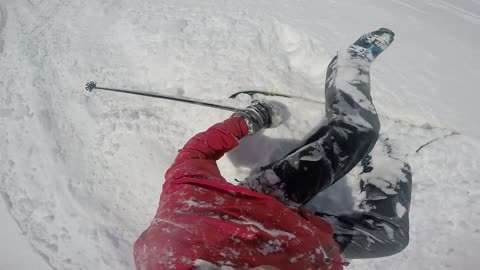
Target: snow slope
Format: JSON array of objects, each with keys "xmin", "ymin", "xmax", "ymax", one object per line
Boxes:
[
  {"xmin": 0, "ymin": 198, "xmax": 51, "ymax": 270},
  {"xmin": 1, "ymin": 0, "xmax": 479, "ymax": 269}
]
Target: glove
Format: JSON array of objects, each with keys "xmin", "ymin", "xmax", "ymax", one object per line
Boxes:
[{"xmin": 232, "ymin": 100, "xmax": 283, "ymax": 135}]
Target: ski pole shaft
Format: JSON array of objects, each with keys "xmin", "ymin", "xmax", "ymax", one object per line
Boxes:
[{"xmin": 84, "ymin": 81, "xmax": 244, "ymax": 112}]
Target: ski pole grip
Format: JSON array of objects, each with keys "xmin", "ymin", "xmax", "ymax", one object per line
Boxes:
[{"xmin": 85, "ymin": 81, "xmax": 97, "ymax": 92}]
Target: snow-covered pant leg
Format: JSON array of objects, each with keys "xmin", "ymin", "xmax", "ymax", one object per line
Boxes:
[
  {"xmin": 318, "ymin": 138, "xmax": 412, "ymax": 259},
  {"xmin": 241, "ymin": 52, "xmax": 380, "ymax": 205}
]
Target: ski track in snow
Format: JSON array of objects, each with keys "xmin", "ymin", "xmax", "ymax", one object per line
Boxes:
[
  {"xmin": 1, "ymin": 0, "xmax": 479, "ymax": 269},
  {"xmin": 0, "ymin": 3, "xmax": 6, "ymax": 54},
  {"xmin": 425, "ymin": 0, "xmax": 480, "ymax": 24}
]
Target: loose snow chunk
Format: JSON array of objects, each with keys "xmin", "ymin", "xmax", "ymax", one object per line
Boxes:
[
  {"xmin": 297, "ymin": 222, "xmax": 314, "ymax": 234},
  {"xmin": 396, "ymin": 202, "xmax": 407, "ymax": 218},
  {"xmin": 299, "ymin": 146, "xmax": 325, "ymax": 162},
  {"xmin": 182, "ymin": 199, "xmax": 213, "ymax": 209},
  {"xmin": 193, "ymin": 259, "xmax": 235, "ymax": 270},
  {"xmin": 230, "ymin": 218, "xmax": 296, "ymax": 240},
  {"xmin": 154, "ymin": 218, "xmax": 187, "ymax": 229},
  {"xmin": 220, "ymin": 247, "xmax": 240, "ymax": 259},
  {"xmin": 258, "ymin": 239, "xmax": 284, "ymax": 255},
  {"xmin": 289, "ymin": 253, "xmax": 305, "ymax": 263}
]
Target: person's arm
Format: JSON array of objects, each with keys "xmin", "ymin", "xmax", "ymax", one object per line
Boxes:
[
  {"xmin": 164, "ymin": 101, "xmax": 283, "ymax": 186},
  {"xmin": 164, "ymin": 116, "xmax": 248, "ymax": 183}
]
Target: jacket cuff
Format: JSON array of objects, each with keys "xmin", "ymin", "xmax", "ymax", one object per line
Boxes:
[{"xmin": 224, "ymin": 116, "xmax": 249, "ymax": 139}]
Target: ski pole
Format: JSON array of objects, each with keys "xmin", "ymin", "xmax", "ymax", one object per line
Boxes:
[{"xmin": 84, "ymin": 81, "xmax": 244, "ymax": 112}]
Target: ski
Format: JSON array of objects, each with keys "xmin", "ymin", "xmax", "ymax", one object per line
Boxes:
[
  {"xmin": 228, "ymin": 90, "xmax": 460, "ymax": 154},
  {"xmin": 229, "ymin": 90, "xmax": 325, "ymax": 104}
]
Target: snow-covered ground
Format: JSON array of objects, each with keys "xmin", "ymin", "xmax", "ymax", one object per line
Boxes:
[{"xmin": 1, "ymin": 0, "xmax": 479, "ymax": 269}]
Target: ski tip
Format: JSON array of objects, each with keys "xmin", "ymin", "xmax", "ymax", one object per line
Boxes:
[{"xmin": 85, "ymin": 81, "xmax": 96, "ymax": 92}]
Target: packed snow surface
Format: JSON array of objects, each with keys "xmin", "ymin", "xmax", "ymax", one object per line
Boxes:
[{"xmin": 1, "ymin": 0, "xmax": 479, "ymax": 269}]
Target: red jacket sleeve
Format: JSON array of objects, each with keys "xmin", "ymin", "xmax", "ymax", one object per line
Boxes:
[{"xmin": 164, "ymin": 116, "xmax": 249, "ymax": 187}]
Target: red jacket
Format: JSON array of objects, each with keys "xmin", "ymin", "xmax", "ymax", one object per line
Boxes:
[{"xmin": 134, "ymin": 117, "xmax": 345, "ymax": 270}]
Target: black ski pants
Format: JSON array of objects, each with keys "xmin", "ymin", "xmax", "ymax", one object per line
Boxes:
[{"xmin": 243, "ymin": 52, "xmax": 412, "ymax": 259}]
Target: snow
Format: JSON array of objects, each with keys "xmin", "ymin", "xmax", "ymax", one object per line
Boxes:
[
  {"xmin": 396, "ymin": 202, "xmax": 407, "ymax": 219},
  {"xmin": 230, "ymin": 218, "xmax": 296, "ymax": 240},
  {"xmin": 0, "ymin": 198, "xmax": 51, "ymax": 270},
  {"xmin": 194, "ymin": 259, "xmax": 235, "ymax": 270},
  {"xmin": 1, "ymin": 0, "xmax": 479, "ymax": 269}
]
